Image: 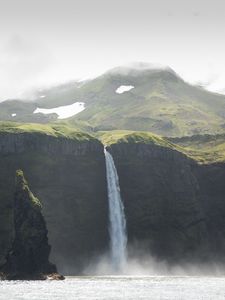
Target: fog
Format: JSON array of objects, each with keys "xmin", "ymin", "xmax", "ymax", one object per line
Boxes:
[
  {"xmin": 83, "ymin": 249, "xmax": 225, "ymax": 277},
  {"xmin": 0, "ymin": 0, "xmax": 225, "ymax": 101},
  {"xmin": 108, "ymin": 62, "xmax": 172, "ymax": 75}
]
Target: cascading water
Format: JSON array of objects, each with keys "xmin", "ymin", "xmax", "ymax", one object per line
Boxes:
[{"xmin": 104, "ymin": 147, "xmax": 127, "ymax": 272}]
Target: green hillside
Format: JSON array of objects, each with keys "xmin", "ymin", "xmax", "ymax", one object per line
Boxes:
[
  {"xmin": 0, "ymin": 122, "xmax": 95, "ymax": 142},
  {"xmin": 99, "ymin": 129, "xmax": 225, "ymax": 164},
  {"xmin": 1, "ymin": 64, "xmax": 225, "ymax": 137},
  {"xmin": 98, "ymin": 130, "xmax": 175, "ymax": 148},
  {"xmin": 169, "ymin": 134, "xmax": 225, "ymax": 164},
  {"xmin": 1, "ymin": 121, "xmax": 225, "ymax": 164},
  {"xmin": 73, "ymin": 67, "xmax": 225, "ymax": 136}
]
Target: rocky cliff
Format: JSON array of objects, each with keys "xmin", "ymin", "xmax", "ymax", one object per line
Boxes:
[
  {"xmin": 192, "ymin": 163, "xmax": 225, "ymax": 261},
  {"xmin": 108, "ymin": 141, "xmax": 210, "ymax": 262},
  {"xmin": 0, "ymin": 170, "xmax": 61, "ymax": 280},
  {"xmin": 1, "ymin": 128, "xmax": 225, "ymax": 274},
  {"xmin": 0, "ymin": 130, "xmax": 108, "ymax": 274}
]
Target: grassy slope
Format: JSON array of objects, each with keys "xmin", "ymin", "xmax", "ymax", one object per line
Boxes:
[
  {"xmin": 1, "ymin": 122, "xmax": 225, "ymax": 164},
  {"xmin": 98, "ymin": 130, "xmax": 225, "ymax": 164},
  {"xmin": 73, "ymin": 69, "xmax": 225, "ymax": 136},
  {"xmin": 97, "ymin": 130, "xmax": 176, "ymax": 148},
  {"xmin": 0, "ymin": 121, "xmax": 95, "ymax": 142},
  {"xmin": 2, "ymin": 67, "xmax": 225, "ymax": 137},
  {"xmin": 169, "ymin": 134, "xmax": 225, "ymax": 164}
]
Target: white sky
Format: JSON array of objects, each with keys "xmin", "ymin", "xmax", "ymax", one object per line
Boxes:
[{"xmin": 0, "ymin": 0, "xmax": 225, "ymax": 101}]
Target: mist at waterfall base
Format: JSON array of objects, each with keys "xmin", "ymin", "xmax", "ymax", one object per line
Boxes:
[
  {"xmin": 84, "ymin": 246, "xmax": 225, "ymax": 277},
  {"xmin": 83, "ymin": 238, "xmax": 225, "ymax": 276},
  {"xmin": 83, "ymin": 149, "xmax": 225, "ymax": 277}
]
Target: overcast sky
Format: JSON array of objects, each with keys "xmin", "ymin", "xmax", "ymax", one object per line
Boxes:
[{"xmin": 0, "ymin": 0, "xmax": 225, "ymax": 100}]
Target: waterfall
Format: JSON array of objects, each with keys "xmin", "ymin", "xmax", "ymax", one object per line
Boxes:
[{"xmin": 104, "ymin": 147, "xmax": 127, "ymax": 271}]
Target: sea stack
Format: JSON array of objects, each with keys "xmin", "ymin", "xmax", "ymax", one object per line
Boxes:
[{"xmin": 0, "ymin": 170, "xmax": 64, "ymax": 280}]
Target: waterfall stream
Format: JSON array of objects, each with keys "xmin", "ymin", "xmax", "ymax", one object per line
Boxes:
[{"xmin": 104, "ymin": 147, "xmax": 127, "ymax": 271}]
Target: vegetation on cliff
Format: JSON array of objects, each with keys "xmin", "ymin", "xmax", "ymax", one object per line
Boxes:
[
  {"xmin": 15, "ymin": 170, "xmax": 42, "ymax": 208},
  {"xmin": 0, "ymin": 170, "xmax": 63, "ymax": 280},
  {"xmin": 98, "ymin": 130, "xmax": 176, "ymax": 148},
  {"xmin": 169, "ymin": 134, "xmax": 225, "ymax": 164},
  {"xmin": 0, "ymin": 121, "xmax": 96, "ymax": 142},
  {"xmin": 1, "ymin": 120, "xmax": 225, "ymax": 165},
  {"xmin": 99, "ymin": 130, "xmax": 225, "ymax": 164}
]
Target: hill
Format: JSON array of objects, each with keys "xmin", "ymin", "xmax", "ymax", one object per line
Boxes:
[{"xmin": 1, "ymin": 63, "xmax": 225, "ymax": 137}]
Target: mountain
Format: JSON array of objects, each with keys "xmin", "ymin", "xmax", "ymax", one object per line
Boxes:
[
  {"xmin": 1, "ymin": 63, "xmax": 225, "ymax": 137},
  {"xmin": 2, "ymin": 64, "xmax": 225, "ymax": 276}
]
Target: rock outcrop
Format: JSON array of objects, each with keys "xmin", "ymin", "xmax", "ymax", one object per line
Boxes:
[{"xmin": 0, "ymin": 170, "xmax": 63, "ymax": 280}]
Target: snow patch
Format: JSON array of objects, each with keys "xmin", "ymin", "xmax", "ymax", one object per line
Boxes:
[
  {"xmin": 11, "ymin": 113, "xmax": 16, "ymax": 117},
  {"xmin": 116, "ymin": 85, "xmax": 134, "ymax": 94},
  {"xmin": 33, "ymin": 102, "xmax": 85, "ymax": 119}
]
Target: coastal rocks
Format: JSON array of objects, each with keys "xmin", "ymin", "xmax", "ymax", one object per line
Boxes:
[{"xmin": 0, "ymin": 170, "xmax": 63, "ymax": 280}]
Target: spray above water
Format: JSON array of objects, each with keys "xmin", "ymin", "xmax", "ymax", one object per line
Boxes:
[{"xmin": 104, "ymin": 147, "xmax": 127, "ymax": 272}]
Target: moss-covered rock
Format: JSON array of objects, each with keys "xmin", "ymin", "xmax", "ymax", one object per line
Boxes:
[{"xmin": 0, "ymin": 170, "xmax": 61, "ymax": 280}]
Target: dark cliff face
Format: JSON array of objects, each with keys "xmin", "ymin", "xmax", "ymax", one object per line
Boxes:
[
  {"xmin": 1, "ymin": 170, "xmax": 57, "ymax": 280},
  {"xmin": 109, "ymin": 143, "xmax": 210, "ymax": 262},
  {"xmin": 0, "ymin": 132, "xmax": 101, "ymax": 155},
  {"xmin": 192, "ymin": 163, "xmax": 225, "ymax": 260},
  {"xmin": 0, "ymin": 132, "xmax": 108, "ymax": 274},
  {"xmin": 1, "ymin": 131, "xmax": 225, "ymax": 274}
]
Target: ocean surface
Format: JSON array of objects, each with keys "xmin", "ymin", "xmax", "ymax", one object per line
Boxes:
[{"xmin": 1, "ymin": 276, "xmax": 225, "ymax": 300}]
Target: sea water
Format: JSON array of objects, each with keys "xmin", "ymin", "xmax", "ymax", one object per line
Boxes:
[{"xmin": 1, "ymin": 276, "xmax": 225, "ymax": 300}]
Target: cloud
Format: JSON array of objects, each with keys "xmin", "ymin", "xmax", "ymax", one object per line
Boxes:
[
  {"xmin": 0, "ymin": 35, "xmax": 56, "ymax": 101},
  {"xmin": 193, "ymin": 69, "xmax": 225, "ymax": 94}
]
